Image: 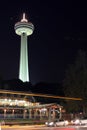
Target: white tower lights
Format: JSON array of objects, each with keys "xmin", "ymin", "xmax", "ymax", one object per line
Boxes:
[{"xmin": 14, "ymin": 13, "xmax": 34, "ymax": 82}]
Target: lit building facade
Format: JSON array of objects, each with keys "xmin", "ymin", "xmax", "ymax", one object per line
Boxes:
[{"xmin": 0, "ymin": 90, "xmax": 62, "ymax": 120}]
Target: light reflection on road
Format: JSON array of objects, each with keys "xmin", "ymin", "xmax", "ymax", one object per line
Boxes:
[{"xmin": 1, "ymin": 125, "xmax": 87, "ymax": 130}]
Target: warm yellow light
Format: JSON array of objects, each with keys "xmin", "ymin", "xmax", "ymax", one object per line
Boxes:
[{"xmin": 0, "ymin": 90, "xmax": 82, "ymax": 101}]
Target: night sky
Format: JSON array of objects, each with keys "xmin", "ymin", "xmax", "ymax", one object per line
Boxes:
[{"xmin": 0, "ymin": 1, "xmax": 87, "ymax": 85}]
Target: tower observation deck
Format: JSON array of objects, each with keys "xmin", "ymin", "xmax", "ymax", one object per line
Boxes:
[{"xmin": 14, "ymin": 13, "xmax": 34, "ymax": 82}]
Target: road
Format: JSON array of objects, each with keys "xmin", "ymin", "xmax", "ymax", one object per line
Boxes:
[{"xmin": 1, "ymin": 125, "xmax": 87, "ymax": 130}]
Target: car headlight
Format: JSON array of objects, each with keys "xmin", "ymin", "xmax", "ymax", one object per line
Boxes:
[
  {"xmin": 45, "ymin": 121, "xmax": 54, "ymax": 126},
  {"xmin": 75, "ymin": 119, "xmax": 80, "ymax": 124},
  {"xmin": 45, "ymin": 122, "xmax": 48, "ymax": 125},
  {"xmin": 65, "ymin": 120, "xmax": 69, "ymax": 125},
  {"xmin": 49, "ymin": 122, "xmax": 54, "ymax": 126}
]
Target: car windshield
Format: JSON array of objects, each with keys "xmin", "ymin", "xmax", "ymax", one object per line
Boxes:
[
  {"xmin": 81, "ymin": 117, "xmax": 87, "ymax": 120},
  {"xmin": 59, "ymin": 119, "xmax": 64, "ymax": 121}
]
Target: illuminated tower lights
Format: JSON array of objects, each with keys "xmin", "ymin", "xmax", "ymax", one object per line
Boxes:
[{"xmin": 14, "ymin": 13, "xmax": 34, "ymax": 82}]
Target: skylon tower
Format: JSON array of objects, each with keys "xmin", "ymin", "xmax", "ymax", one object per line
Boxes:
[{"xmin": 14, "ymin": 13, "xmax": 34, "ymax": 82}]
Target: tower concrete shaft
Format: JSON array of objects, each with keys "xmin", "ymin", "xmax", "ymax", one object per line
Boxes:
[
  {"xmin": 14, "ymin": 13, "xmax": 34, "ymax": 82},
  {"xmin": 19, "ymin": 33, "xmax": 29, "ymax": 82}
]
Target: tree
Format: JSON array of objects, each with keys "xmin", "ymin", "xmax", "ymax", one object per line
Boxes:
[{"xmin": 63, "ymin": 50, "xmax": 87, "ymax": 114}]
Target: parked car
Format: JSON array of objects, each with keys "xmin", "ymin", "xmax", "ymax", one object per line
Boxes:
[
  {"xmin": 45, "ymin": 119, "xmax": 69, "ymax": 127},
  {"xmin": 45, "ymin": 120, "xmax": 55, "ymax": 127},
  {"xmin": 71, "ymin": 117, "xmax": 87, "ymax": 125},
  {"xmin": 55, "ymin": 119, "xmax": 69, "ymax": 126},
  {"xmin": 71, "ymin": 118, "xmax": 81, "ymax": 125}
]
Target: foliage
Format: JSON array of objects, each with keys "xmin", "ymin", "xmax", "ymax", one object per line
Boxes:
[{"xmin": 63, "ymin": 50, "xmax": 87, "ymax": 114}]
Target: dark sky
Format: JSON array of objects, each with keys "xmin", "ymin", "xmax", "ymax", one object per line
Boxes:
[{"xmin": 0, "ymin": 1, "xmax": 87, "ymax": 84}]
